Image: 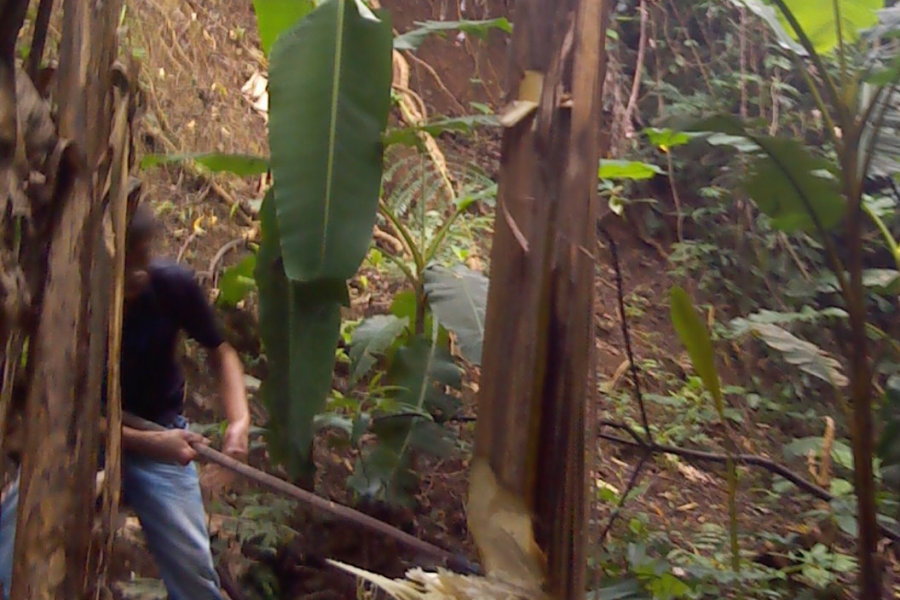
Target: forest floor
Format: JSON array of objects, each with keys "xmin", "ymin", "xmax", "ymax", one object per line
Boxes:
[{"xmin": 103, "ymin": 0, "xmax": 897, "ymax": 598}]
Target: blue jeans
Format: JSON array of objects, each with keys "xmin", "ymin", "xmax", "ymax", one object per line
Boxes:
[{"xmin": 0, "ymin": 418, "xmax": 223, "ymax": 600}]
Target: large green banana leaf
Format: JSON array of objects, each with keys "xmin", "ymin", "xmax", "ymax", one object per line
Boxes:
[
  {"xmin": 267, "ymin": 0, "xmax": 393, "ymax": 283},
  {"xmin": 256, "ymin": 192, "xmax": 347, "ymax": 480}
]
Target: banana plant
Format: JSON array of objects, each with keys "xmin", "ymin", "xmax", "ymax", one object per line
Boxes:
[
  {"xmin": 687, "ymin": 1, "xmax": 896, "ymax": 595},
  {"xmin": 139, "ymin": 0, "xmax": 507, "ymax": 484}
]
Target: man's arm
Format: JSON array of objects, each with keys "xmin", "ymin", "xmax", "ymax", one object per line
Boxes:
[
  {"xmin": 122, "ymin": 426, "xmax": 208, "ymax": 465},
  {"xmin": 100, "ymin": 419, "xmax": 208, "ymax": 465},
  {"xmin": 164, "ymin": 266, "xmax": 251, "ymax": 461},
  {"xmin": 208, "ymin": 342, "xmax": 250, "ymax": 460}
]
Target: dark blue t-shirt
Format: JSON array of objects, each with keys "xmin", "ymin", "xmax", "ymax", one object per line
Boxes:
[{"xmin": 105, "ymin": 260, "xmax": 225, "ymax": 424}]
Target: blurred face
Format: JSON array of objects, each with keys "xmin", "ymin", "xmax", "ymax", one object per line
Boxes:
[{"xmin": 124, "ymin": 235, "xmax": 153, "ymax": 301}]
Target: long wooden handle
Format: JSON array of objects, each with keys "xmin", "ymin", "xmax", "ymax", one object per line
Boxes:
[{"xmin": 120, "ymin": 411, "xmax": 482, "ymax": 575}]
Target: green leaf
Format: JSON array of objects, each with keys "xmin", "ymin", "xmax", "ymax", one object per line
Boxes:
[
  {"xmin": 730, "ymin": 0, "xmax": 879, "ymax": 55},
  {"xmin": 140, "ymin": 152, "xmax": 270, "ymax": 176},
  {"xmin": 347, "ymin": 443, "xmax": 417, "ymax": 506},
  {"xmin": 816, "ymin": 268, "xmax": 900, "ymax": 295},
  {"xmin": 393, "ymin": 18, "xmax": 512, "ymax": 52},
  {"xmin": 588, "ymin": 578, "xmax": 649, "ymax": 600},
  {"xmin": 646, "ymin": 573, "xmax": 691, "ymax": 600},
  {"xmin": 778, "ymin": 0, "xmax": 880, "ymax": 55},
  {"xmin": 729, "ymin": 306, "xmax": 847, "ymax": 336},
  {"xmin": 878, "ymin": 377, "xmax": 900, "ymax": 488},
  {"xmin": 693, "ymin": 117, "xmax": 846, "ymax": 233},
  {"xmin": 314, "ymin": 412, "xmax": 353, "ymax": 436},
  {"xmin": 785, "ymin": 437, "xmax": 855, "ymax": 470},
  {"xmin": 389, "ymin": 291, "xmax": 450, "ymax": 346},
  {"xmin": 349, "ymin": 315, "xmax": 409, "ymax": 384},
  {"xmin": 598, "ymin": 160, "xmax": 664, "ymax": 181},
  {"xmin": 383, "ymin": 114, "xmax": 500, "ymax": 148},
  {"xmin": 351, "ymin": 412, "xmax": 371, "ymax": 445},
  {"xmin": 727, "ymin": 0, "xmax": 807, "ymax": 55},
  {"xmin": 670, "ymin": 287, "xmax": 723, "ymax": 407},
  {"xmin": 391, "ymin": 335, "xmax": 462, "ymax": 415},
  {"xmin": 743, "ymin": 137, "xmax": 845, "ymax": 232},
  {"xmin": 217, "ymin": 255, "xmax": 258, "ymax": 307},
  {"xmin": 423, "ymin": 264, "xmax": 488, "ymax": 365},
  {"xmin": 256, "ymin": 193, "xmax": 347, "ymax": 479},
  {"xmin": 354, "ymin": 332, "xmax": 461, "ymax": 505},
  {"xmin": 748, "ymin": 322, "xmax": 849, "ymax": 387},
  {"xmin": 268, "ymin": 0, "xmax": 393, "ymax": 282},
  {"xmin": 251, "ymin": 0, "xmax": 316, "ymax": 56},
  {"xmin": 644, "ymin": 127, "xmax": 699, "ymax": 150},
  {"xmin": 862, "ymin": 268, "xmax": 900, "ymax": 294}
]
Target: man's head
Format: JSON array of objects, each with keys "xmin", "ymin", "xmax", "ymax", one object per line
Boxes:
[{"xmin": 125, "ymin": 203, "xmax": 159, "ymax": 299}]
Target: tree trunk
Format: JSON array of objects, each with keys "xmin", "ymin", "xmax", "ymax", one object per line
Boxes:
[
  {"xmin": 468, "ymin": 0, "xmax": 611, "ymax": 597},
  {"xmin": 0, "ymin": 0, "xmax": 130, "ymax": 598}
]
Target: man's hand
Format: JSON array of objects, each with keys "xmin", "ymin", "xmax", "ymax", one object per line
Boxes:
[
  {"xmin": 222, "ymin": 418, "xmax": 250, "ymax": 461},
  {"xmin": 149, "ymin": 429, "xmax": 209, "ymax": 465},
  {"xmin": 200, "ymin": 418, "xmax": 249, "ymax": 496}
]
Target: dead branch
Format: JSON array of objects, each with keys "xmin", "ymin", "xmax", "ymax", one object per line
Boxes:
[
  {"xmin": 120, "ymin": 411, "xmax": 483, "ymax": 576},
  {"xmin": 622, "ymin": 0, "xmax": 647, "ymax": 140},
  {"xmin": 597, "ymin": 422, "xmax": 900, "ymax": 544},
  {"xmin": 597, "ymin": 225, "xmax": 652, "ymax": 441}
]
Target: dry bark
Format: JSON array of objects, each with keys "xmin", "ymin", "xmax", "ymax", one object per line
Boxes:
[
  {"xmin": 468, "ymin": 0, "xmax": 611, "ymax": 598},
  {"xmin": 0, "ymin": 0, "xmax": 136, "ymax": 598}
]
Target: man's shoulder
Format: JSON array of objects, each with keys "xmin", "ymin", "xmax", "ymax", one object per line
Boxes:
[{"xmin": 148, "ymin": 259, "xmax": 198, "ymax": 291}]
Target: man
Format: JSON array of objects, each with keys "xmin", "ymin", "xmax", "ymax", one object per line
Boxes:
[{"xmin": 0, "ymin": 203, "xmax": 250, "ymax": 600}]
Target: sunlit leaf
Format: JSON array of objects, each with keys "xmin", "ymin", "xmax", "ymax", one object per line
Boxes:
[
  {"xmin": 644, "ymin": 127, "xmax": 698, "ymax": 150},
  {"xmin": 727, "ymin": 0, "xmax": 805, "ymax": 54},
  {"xmin": 217, "ymin": 254, "xmax": 257, "ymax": 307},
  {"xmin": 778, "ymin": 0, "xmax": 880, "ymax": 54},
  {"xmin": 729, "ymin": 0, "xmax": 879, "ymax": 55},
  {"xmin": 393, "ymin": 18, "xmax": 512, "ymax": 51},
  {"xmin": 598, "ymin": 160, "xmax": 664, "ymax": 181}
]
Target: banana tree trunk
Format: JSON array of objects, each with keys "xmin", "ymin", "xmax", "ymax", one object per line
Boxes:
[
  {"xmin": 0, "ymin": 0, "xmax": 130, "ymax": 598},
  {"xmin": 468, "ymin": 0, "xmax": 611, "ymax": 598}
]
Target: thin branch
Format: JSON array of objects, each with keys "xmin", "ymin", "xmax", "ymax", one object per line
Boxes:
[
  {"xmin": 622, "ymin": 0, "xmax": 648, "ymax": 136},
  {"xmin": 597, "ymin": 224, "xmax": 652, "ymax": 442},
  {"xmin": 597, "ymin": 449, "xmax": 651, "ymax": 545},
  {"xmin": 597, "ymin": 422, "xmax": 900, "ymax": 544}
]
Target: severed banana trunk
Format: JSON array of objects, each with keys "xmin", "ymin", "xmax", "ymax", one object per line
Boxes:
[{"xmin": 327, "ymin": 559, "xmax": 550, "ymax": 600}]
